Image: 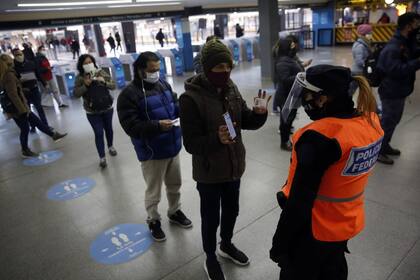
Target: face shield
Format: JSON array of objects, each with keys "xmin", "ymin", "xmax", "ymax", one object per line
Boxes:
[{"xmin": 281, "ymin": 72, "xmax": 323, "ymax": 121}]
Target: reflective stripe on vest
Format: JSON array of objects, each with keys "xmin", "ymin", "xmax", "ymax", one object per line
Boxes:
[
  {"xmin": 280, "ymin": 113, "xmax": 384, "ymax": 242},
  {"xmin": 316, "ymin": 191, "xmax": 364, "ymax": 203}
]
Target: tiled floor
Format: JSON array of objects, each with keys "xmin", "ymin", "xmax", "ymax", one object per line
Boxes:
[{"xmin": 1, "ymin": 46, "xmax": 419, "ymax": 280}]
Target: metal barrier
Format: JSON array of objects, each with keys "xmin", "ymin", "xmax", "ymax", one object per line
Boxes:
[{"xmin": 289, "ymin": 30, "xmax": 315, "ymax": 49}]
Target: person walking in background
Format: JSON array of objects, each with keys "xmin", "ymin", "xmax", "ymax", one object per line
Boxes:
[
  {"xmin": 82, "ymin": 35, "xmax": 90, "ymax": 53},
  {"xmin": 74, "ymin": 54, "xmax": 117, "ymax": 168},
  {"xmin": 352, "ymin": 24, "xmax": 373, "ymax": 76},
  {"xmin": 235, "ymin": 24, "xmax": 244, "ymax": 38},
  {"xmin": 117, "ymin": 51, "xmax": 192, "ymax": 241},
  {"xmin": 12, "ymin": 48, "xmax": 50, "ymax": 133},
  {"xmin": 213, "ymin": 24, "xmax": 222, "ymax": 39},
  {"xmin": 180, "ymin": 38, "xmax": 269, "ymax": 280},
  {"xmin": 273, "ymin": 37, "xmax": 304, "ymax": 151},
  {"xmin": 106, "ymin": 34, "xmax": 116, "ymax": 56},
  {"xmin": 270, "ymin": 65, "xmax": 383, "ymax": 280},
  {"xmin": 115, "ymin": 31, "xmax": 122, "ymax": 51},
  {"xmin": 70, "ymin": 39, "xmax": 80, "ymax": 60},
  {"xmin": 155, "ymin": 29, "xmax": 165, "ymax": 48},
  {"xmin": 35, "ymin": 45, "xmax": 68, "ymax": 108},
  {"xmin": 0, "ymin": 54, "xmax": 67, "ymax": 158},
  {"xmin": 376, "ymin": 12, "xmax": 420, "ymax": 165},
  {"xmin": 22, "ymin": 43, "xmax": 35, "ymax": 62}
]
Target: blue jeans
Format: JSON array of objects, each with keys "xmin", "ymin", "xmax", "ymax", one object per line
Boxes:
[
  {"xmin": 13, "ymin": 112, "xmax": 54, "ymax": 150},
  {"xmin": 86, "ymin": 109, "xmax": 114, "ymax": 158},
  {"xmin": 26, "ymin": 87, "xmax": 49, "ymax": 128}
]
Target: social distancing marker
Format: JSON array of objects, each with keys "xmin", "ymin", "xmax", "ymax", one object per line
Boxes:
[
  {"xmin": 47, "ymin": 177, "xmax": 95, "ymax": 201},
  {"xmin": 23, "ymin": 150, "xmax": 63, "ymax": 166},
  {"xmin": 90, "ymin": 224, "xmax": 153, "ymax": 265}
]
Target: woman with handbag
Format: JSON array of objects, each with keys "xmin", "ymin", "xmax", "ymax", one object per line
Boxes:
[{"xmin": 74, "ymin": 54, "xmax": 117, "ymax": 168}]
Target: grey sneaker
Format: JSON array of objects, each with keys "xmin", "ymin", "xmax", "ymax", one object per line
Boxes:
[
  {"xmin": 52, "ymin": 132, "xmax": 67, "ymax": 142},
  {"xmin": 99, "ymin": 158, "xmax": 107, "ymax": 169},
  {"xmin": 108, "ymin": 147, "xmax": 117, "ymax": 156}
]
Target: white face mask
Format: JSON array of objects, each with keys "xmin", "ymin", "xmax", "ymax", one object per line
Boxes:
[
  {"xmin": 144, "ymin": 71, "xmax": 160, "ymax": 84},
  {"xmin": 83, "ymin": 63, "xmax": 97, "ymax": 75},
  {"xmin": 15, "ymin": 55, "xmax": 24, "ymax": 63},
  {"xmin": 40, "ymin": 50, "xmax": 47, "ymax": 56},
  {"xmin": 365, "ymin": 34, "xmax": 373, "ymax": 40}
]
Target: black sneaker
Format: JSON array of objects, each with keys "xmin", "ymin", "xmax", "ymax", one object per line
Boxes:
[
  {"xmin": 169, "ymin": 210, "xmax": 193, "ymax": 228},
  {"xmin": 21, "ymin": 148, "xmax": 39, "ymax": 158},
  {"xmin": 377, "ymin": 153, "xmax": 394, "ymax": 165},
  {"xmin": 59, "ymin": 104, "xmax": 69, "ymax": 108},
  {"xmin": 280, "ymin": 141, "xmax": 293, "ymax": 152},
  {"xmin": 383, "ymin": 145, "xmax": 401, "ymax": 156},
  {"xmin": 108, "ymin": 147, "xmax": 117, "ymax": 156},
  {"xmin": 204, "ymin": 258, "xmax": 225, "ymax": 280},
  {"xmin": 148, "ymin": 220, "xmax": 166, "ymax": 242},
  {"xmin": 99, "ymin": 158, "xmax": 107, "ymax": 169},
  {"xmin": 218, "ymin": 242, "xmax": 250, "ymax": 266},
  {"xmin": 52, "ymin": 132, "xmax": 67, "ymax": 142},
  {"xmin": 30, "ymin": 127, "xmax": 36, "ymax": 133}
]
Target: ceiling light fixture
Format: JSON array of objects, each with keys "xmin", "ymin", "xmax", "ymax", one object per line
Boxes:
[
  {"xmin": 109, "ymin": 2, "xmax": 180, "ymax": 7},
  {"xmin": 136, "ymin": 0, "xmax": 183, "ymax": 2},
  {"xmin": 6, "ymin": 7, "xmax": 88, "ymax": 12},
  {"xmin": 384, "ymin": 0, "xmax": 394, "ymax": 4},
  {"xmin": 18, "ymin": 0, "xmax": 131, "ymax": 7}
]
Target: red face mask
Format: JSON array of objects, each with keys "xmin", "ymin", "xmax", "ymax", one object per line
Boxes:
[{"xmin": 207, "ymin": 71, "xmax": 231, "ymax": 88}]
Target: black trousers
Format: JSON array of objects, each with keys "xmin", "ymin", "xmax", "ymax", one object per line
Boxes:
[
  {"xmin": 379, "ymin": 97, "xmax": 405, "ymax": 151},
  {"xmin": 13, "ymin": 112, "xmax": 54, "ymax": 150},
  {"xmin": 280, "ymin": 235, "xmax": 348, "ymax": 280},
  {"xmin": 197, "ymin": 180, "xmax": 240, "ymax": 259},
  {"xmin": 26, "ymin": 87, "xmax": 49, "ymax": 128},
  {"xmin": 278, "ymin": 92, "xmax": 297, "ymax": 143}
]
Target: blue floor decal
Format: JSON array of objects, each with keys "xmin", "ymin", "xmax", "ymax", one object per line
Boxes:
[
  {"xmin": 90, "ymin": 224, "xmax": 153, "ymax": 265},
  {"xmin": 23, "ymin": 150, "xmax": 63, "ymax": 166},
  {"xmin": 47, "ymin": 177, "xmax": 95, "ymax": 201}
]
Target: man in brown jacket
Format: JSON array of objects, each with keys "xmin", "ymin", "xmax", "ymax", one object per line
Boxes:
[{"xmin": 179, "ymin": 39, "xmax": 270, "ymax": 280}]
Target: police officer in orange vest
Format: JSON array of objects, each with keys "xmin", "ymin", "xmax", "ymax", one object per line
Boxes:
[{"xmin": 270, "ymin": 65, "xmax": 384, "ymax": 280}]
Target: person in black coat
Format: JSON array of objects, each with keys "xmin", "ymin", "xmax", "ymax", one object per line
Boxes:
[
  {"xmin": 376, "ymin": 12, "xmax": 420, "ymax": 165},
  {"xmin": 273, "ymin": 37, "xmax": 304, "ymax": 151}
]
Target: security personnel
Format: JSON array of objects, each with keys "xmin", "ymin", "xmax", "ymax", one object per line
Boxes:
[{"xmin": 270, "ymin": 65, "xmax": 384, "ymax": 280}]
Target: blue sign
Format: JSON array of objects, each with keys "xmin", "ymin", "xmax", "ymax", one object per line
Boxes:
[
  {"xmin": 65, "ymin": 72, "xmax": 76, "ymax": 97},
  {"xmin": 170, "ymin": 48, "xmax": 184, "ymax": 76},
  {"xmin": 110, "ymin": 57, "xmax": 126, "ymax": 89},
  {"xmin": 23, "ymin": 150, "xmax": 63, "ymax": 166},
  {"xmin": 244, "ymin": 39, "xmax": 253, "ymax": 62},
  {"xmin": 47, "ymin": 177, "xmax": 95, "ymax": 201},
  {"xmin": 155, "ymin": 52, "xmax": 167, "ymax": 80},
  {"xmin": 230, "ymin": 40, "xmax": 240, "ymax": 63},
  {"xmin": 342, "ymin": 138, "xmax": 383, "ymax": 176},
  {"xmin": 90, "ymin": 224, "xmax": 153, "ymax": 265}
]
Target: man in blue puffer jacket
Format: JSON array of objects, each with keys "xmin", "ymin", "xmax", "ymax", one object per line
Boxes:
[
  {"xmin": 117, "ymin": 52, "xmax": 192, "ymax": 241},
  {"xmin": 376, "ymin": 12, "xmax": 420, "ymax": 165}
]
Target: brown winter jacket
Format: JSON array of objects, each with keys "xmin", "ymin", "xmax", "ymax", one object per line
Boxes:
[
  {"xmin": 1, "ymin": 69, "xmax": 29, "ymax": 119},
  {"xmin": 180, "ymin": 74, "xmax": 267, "ymax": 184}
]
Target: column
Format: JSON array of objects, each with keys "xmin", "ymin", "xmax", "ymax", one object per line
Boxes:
[
  {"xmin": 258, "ymin": 0, "xmax": 281, "ymax": 79},
  {"xmin": 175, "ymin": 17, "xmax": 194, "ymax": 72},
  {"xmin": 121, "ymin": 21, "xmax": 136, "ymax": 53},
  {"xmin": 93, "ymin": 24, "xmax": 106, "ymax": 57}
]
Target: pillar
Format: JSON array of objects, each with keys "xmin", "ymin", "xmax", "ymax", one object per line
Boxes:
[{"xmin": 258, "ymin": 0, "xmax": 281, "ymax": 79}]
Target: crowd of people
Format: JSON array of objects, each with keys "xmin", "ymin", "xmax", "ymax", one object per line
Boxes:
[{"xmin": 0, "ymin": 11, "xmax": 419, "ymax": 280}]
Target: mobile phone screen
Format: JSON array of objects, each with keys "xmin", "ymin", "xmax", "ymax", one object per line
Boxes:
[{"xmin": 223, "ymin": 112, "xmax": 237, "ymax": 139}]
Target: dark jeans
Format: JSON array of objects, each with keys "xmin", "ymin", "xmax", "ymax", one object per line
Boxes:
[
  {"xmin": 26, "ymin": 87, "xmax": 49, "ymax": 128},
  {"xmin": 280, "ymin": 235, "xmax": 348, "ymax": 280},
  {"xmin": 72, "ymin": 50, "xmax": 80, "ymax": 59},
  {"xmin": 13, "ymin": 112, "xmax": 54, "ymax": 150},
  {"xmin": 197, "ymin": 180, "xmax": 240, "ymax": 259},
  {"xmin": 86, "ymin": 109, "xmax": 114, "ymax": 158},
  {"xmin": 379, "ymin": 97, "xmax": 405, "ymax": 151},
  {"xmin": 278, "ymin": 92, "xmax": 296, "ymax": 143}
]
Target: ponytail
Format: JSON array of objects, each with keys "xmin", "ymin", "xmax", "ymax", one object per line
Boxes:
[{"xmin": 353, "ymin": 75, "xmax": 380, "ymax": 131}]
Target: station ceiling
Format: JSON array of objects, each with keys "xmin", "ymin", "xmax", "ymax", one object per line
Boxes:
[{"xmin": 0, "ymin": 0, "xmax": 329, "ymax": 23}]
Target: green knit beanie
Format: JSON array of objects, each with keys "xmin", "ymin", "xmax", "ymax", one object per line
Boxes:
[{"xmin": 201, "ymin": 39, "xmax": 233, "ymax": 74}]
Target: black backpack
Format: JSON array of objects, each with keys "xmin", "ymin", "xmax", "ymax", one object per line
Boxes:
[
  {"xmin": 0, "ymin": 88, "xmax": 17, "ymax": 114},
  {"xmin": 363, "ymin": 44, "xmax": 384, "ymax": 87},
  {"xmin": 85, "ymin": 80, "xmax": 113, "ymax": 112}
]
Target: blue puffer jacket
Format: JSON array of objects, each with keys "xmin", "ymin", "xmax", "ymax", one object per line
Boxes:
[
  {"xmin": 377, "ymin": 32, "xmax": 420, "ymax": 99},
  {"xmin": 117, "ymin": 79, "xmax": 182, "ymax": 161}
]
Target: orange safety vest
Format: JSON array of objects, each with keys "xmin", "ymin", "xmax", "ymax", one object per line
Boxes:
[{"xmin": 281, "ymin": 113, "xmax": 384, "ymax": 242}]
